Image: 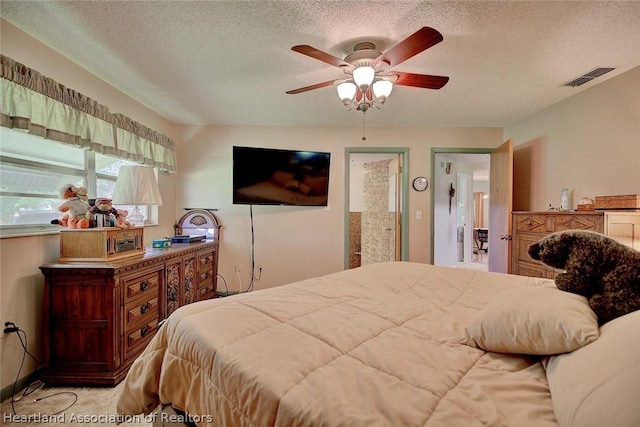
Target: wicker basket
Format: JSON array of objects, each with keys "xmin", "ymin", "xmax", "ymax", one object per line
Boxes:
[{"xmin": 595, "ymin": 195, "xmax": 640, "ymax": 210}]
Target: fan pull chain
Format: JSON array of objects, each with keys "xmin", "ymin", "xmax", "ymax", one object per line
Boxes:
[{"xmin": 362, "ymin": 113, "xmax": 367, "ymax": 141}]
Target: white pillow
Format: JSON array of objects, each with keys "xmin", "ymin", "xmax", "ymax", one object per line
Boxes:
[
  {"xmin": 545, "ymin": 310, "xmax": 640, "ymax": 427},
  {"xmin": 461, "ymin": 286, "xmax": 599, "ymax": 355}
]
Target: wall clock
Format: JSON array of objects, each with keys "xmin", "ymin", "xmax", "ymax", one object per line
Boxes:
[{"xmin": 412, "ymin": 176, "xmax": 428, "ymax": 192}]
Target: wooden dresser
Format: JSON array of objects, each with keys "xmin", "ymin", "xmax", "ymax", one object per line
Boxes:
[
  {"xmin": 512, "ymin": 211, "xmax": 640, "ymax": 278},
  {"xmin": 39, "ymin": 239, "xmax": 219, "ymax": 386}
]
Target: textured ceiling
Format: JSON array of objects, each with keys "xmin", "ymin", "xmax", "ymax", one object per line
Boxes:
[{"xmin": 2, "ymin": 1, "xmax": 639, "ymax": 128}]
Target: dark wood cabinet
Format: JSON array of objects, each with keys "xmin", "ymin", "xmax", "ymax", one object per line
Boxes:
[{"xmin": 39, "ymin": 240, "xmax": 219, "ymax": 386}]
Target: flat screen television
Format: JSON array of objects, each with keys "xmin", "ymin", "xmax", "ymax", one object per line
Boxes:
[{"xmin": 233, "ymin": 146, "xmax": 330, "ymax": 206}]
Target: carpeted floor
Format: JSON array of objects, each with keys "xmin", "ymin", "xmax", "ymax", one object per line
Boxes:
[{"xmin": 1, "ymin": 381, "xmax": 152, "ymax": 426}]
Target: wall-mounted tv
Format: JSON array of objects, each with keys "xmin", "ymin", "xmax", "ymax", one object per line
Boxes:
[{"xmin": 233, "ymin": 146, "xmax": 330, "ymax": 206}]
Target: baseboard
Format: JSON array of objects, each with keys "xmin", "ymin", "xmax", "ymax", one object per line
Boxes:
[
  {"xmin": 0, "ymin": 368, "xmax": 44, "ymax": 404},
  {"xmin": 215, "ymin": 290, "xmax": 241, "ymax": 298}
]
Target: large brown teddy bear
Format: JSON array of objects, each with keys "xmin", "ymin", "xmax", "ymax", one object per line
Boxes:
[{"xmin": 527, "ymin": 230, "xmax": 640, "ymax": 325}]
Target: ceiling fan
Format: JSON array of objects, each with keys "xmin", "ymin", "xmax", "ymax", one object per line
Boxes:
[{"xmin": 286, "ymin": 27, "xmax": 449, "ymax": 113}]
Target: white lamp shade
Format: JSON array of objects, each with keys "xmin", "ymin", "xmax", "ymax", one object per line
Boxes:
[
  {"xmin": 112, "ymin": 165, "xmax": 163, "ymax": 206},
  {"xmin": 337, "ymin": 82, "xmax": 357, "ymax": 101},
  {"xmin": 353, "ymin": 66, "xmax": 375, "ymax": 89},
  {"xmin": 373, "ymin": 80, "xmax": 393, "ymax": 98}
]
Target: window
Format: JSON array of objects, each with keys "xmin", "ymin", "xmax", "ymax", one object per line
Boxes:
[{"xmin": 0, "ymin": 127, "xmax": 152, "ymax": 235}]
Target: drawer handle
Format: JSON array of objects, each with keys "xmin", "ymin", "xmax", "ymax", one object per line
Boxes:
[
  {"xmin": 140, "ymin": 303, "xmax": 149, "ymax": 314},
  {"xmin": 140, "ymin": 280, "xmax": 148, "ymax": 292},
  {"xmin": 141, "ymin": 326, "xmax": 149, "ymax": 337},
  {"xmin": 202, "ymin": 272, "xmax": 209, "ymax": 280}
]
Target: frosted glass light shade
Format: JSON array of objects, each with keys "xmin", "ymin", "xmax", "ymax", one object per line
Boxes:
[
  {"xmin": 353, "ymin": 66, "xmax": 375, "ymax": 89},
  {"xmin": 337, "ymin": 82, "xmax": 357, "ymax": 101},
  {"xmin": 373, "ymin": 80, "xmax": 393, "ymax": 98},
  {"xmin": 112, "ymin": 165, "xmax": 163, "ymax": 206}
]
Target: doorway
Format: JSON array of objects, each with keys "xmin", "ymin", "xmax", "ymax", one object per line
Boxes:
[
  {"xmin": 345, "ymin": 147, "xmax": 409, "ymax": 269},
  {"xmin": 431, "ymin": 149, "xmax": 491, "ymax": 271}
]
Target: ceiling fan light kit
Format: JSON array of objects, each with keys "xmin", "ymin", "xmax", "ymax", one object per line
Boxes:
[{"xmin": 287, "ymin": 27, "xmax": 450, "ymax": 114}]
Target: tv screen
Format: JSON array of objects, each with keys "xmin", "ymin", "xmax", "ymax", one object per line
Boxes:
[{"xmin": 233, "ymin": 146, "xmax": 331, "ymax": 206}]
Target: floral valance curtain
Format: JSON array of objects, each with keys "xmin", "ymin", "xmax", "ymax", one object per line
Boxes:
[{"xmin": 0, "ymin": 54, "xmax": 177, "ymax": 172}]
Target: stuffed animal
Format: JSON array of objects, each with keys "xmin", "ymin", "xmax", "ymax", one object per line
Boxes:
[
  {"xmin": 51, "ymin": 184, "xmax": 90, "ymax": 229},
  {"xmin": 115, "ymin": 209, "xmax": 134, "ymax": 229},
  {"xmin": 528, "ymin": 230, "xmax": 640, "ymax": 324},
  {"xmin": 87, "ymin": 197, "xmax": 118, "ymax": 227}
]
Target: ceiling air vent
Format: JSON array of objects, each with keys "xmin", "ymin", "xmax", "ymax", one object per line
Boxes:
[{"xmin": 563, "ymin": 67, "xmax": 615, "ymax": 87}]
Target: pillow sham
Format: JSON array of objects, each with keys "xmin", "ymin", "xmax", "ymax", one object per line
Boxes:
[
  {"xmin": 461, "ymin": 286, "xmax": 599, "ymax": 355},
  {"xmin": 545, "ymin": 310, "xmax": 640, "ymax": 427}
]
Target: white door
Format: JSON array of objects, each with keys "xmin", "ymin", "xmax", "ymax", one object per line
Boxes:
[{"xmin": 488, "ymin": 139, "xmax": 514, "ymax": 273}]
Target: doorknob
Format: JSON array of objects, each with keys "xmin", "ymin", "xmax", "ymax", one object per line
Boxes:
[{"xmin": 500, "ymin": 234, "xmax": 512, "ymax": 240}]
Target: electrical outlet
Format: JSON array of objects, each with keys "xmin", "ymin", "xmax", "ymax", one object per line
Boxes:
[
  {"xmin": 3, "ymin": 321, "xmax": 18, "ymax": 334},
  {"xmin": 235, "ymin": 263, "xmax": 241, "ymax": 273},
  {"xmin": 258, "ymin": 263, "xmax": 263, "ymax": 270}
]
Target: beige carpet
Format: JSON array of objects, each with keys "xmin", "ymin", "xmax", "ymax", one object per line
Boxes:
[{"xmin": 1, "ymin": 381, "xmax": 152, "ymax": 427}]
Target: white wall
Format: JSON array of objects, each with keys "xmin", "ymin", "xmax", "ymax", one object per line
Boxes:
[
  {"xmin": 507, "ymin": 65, "xmax": 640, "ymax": 211},
  {"xmin": 176, "ymin": 126, "xmax": 502, "ymax": 289}
]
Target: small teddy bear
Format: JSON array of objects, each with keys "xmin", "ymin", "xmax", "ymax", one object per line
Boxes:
[
  {"xmin": 51, "ymin": 184, "xmax": 90, "ymax": 229},
  {"xmin": 114, "ymin": 209, "xmax": 134, "ymax": 229},
  {"xmin": 528, "ymin": 230, "xmax": 640, "ymax": 324},
  {"xmin": 87, "ymin": 197, "xmax": 118, "ymax": 227}
]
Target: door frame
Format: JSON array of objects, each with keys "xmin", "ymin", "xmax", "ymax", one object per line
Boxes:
[
  {"xmin": 344, "ymin": 147, "xmax": 410, "ymax": 269},
  {"xmin": 430, "ymin": 147, "xmax": 493, "ymax": 264}
]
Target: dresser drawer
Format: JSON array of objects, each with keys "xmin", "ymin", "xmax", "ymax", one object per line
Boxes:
[
  {"xmin": 513, "ymin": 262, "xmax": 548, "ymax": 278},
  {"xmin": 199, "ymin": 282, "xmax": 215, "ymax": 300},
  {"xmin": 198, "ymin": 251, "xmax": 215, "ymax": 272},
  {"xmin": 124, "ymin": 294, "xmax": 158, "ymax": 331},
  {"xmin": 124, "ymin": 318, "xmax": 158, "ymax": 359},
  {"xmin": 553, "ymin": 214, "xmax": 603, "ymax": 232},
  {"xmin": 514, "ymin": 215, "xmax": 548, "ymax": 233},
  {"xmin": 199, "ymin": 268, "xmax": 214, "ymax": 284},
  {"xmin": 123, "ymin": 271, "xmax": 160, "ymax": 301},
  {"xmin": 513, "ymin": 233, "xmax": 541, "ymax": 264}
]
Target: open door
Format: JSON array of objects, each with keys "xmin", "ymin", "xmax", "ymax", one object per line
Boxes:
[
  {"xmin": 345, "ymin": 149, "xmax": 408, "ymax": 269},
  {"xmin": 488, "ymin": 139, "xmax": 513, "ymax": 273}
]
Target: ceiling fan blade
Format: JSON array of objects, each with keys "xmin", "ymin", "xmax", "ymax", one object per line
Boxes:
[
  {"xmin": 291, "ymin": 45, "xmax": 351, "ymax": 68},
  {"xmin": 374, "ymin": 27, "xmax": 443, "ymax": 67},
  {"xmin": 393, "ymin": 72, "xmax": 449, "ymax": 89},
  {"xmin": 286, "ymin": 79, "xmax": 339, "ymax": 95}
]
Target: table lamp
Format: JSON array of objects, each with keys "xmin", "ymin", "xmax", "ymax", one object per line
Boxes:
[{"xmin": 112, "ymin": 165, "xmax": 163, "ymax": 227}]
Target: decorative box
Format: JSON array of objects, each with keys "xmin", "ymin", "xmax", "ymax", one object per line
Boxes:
[
  {"xmin": 576, "ymin": 203, "xmax": 596, "ymax": 211},
  {"xmin": 59, "ymin": 227, "xmax": 144, "ymax": 262},
  {"xmin": 595, "ymin": 194, "xmax": 640, "ymax": 210},
  {"xmin": 171, "ymin": 235, "xmax": 206, "ymax": 243},
  {"xmin": 152, "ymin": 238, "xmax": 171, "ymax": 248}
]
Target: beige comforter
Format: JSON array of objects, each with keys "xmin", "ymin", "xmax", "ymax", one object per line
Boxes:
[{"xmin": 117, "ymin": 262, "xmax": 559, "ymax": 426}]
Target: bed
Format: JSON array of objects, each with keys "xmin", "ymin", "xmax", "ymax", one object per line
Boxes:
[{"xmin": 117, "ymin": 261, "xmax": 640, "ymax": 427}]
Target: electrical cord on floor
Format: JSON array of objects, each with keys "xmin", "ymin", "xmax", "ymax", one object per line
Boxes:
[
  {"xmin": 5, "ymin": 323, "xmax": 78, "ymax": 416},
  {"xmin": 32, "ymin": 391, "xmax": 78, "ymax": 415},
  {"xmin": 217, "ymin": 273, "xmax": 229, "ymax": 294}
]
